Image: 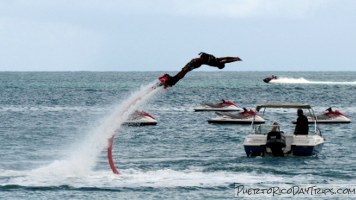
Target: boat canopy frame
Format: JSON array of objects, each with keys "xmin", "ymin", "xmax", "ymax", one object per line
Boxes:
[
  {"xmin": 252, "ymin": 103, "xmax": 321, "ymax": 136},
  {"xmin": 255, "ymin": 104, "xmax": 312, "ymax": 112}
]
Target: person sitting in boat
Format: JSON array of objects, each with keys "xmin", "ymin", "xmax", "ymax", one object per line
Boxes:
[
  {"xmin": 294, "ymin": 109, "xmax": 309, "ymax": 135},
  {"xmin": 267, "ymin": 122, "xmax": 285, "ymax": 156},
  {"xmin": 160, "ymin": 52, "xmax": 241, "ymax": 88},
  {"xmin": 270, "ymin": 122, "xmax": 280, "ymax": 132}
]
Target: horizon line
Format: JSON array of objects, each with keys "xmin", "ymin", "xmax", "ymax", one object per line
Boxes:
[{"xmin": 0, "ymin": 70, "xmax": 356, "ymax": 72}]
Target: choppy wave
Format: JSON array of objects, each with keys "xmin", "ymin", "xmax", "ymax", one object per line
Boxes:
[{"xmin": 0, "ymin": 105, "xmax": 105, "ymax": 113}]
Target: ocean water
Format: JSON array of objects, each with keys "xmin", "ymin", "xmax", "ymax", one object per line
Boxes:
[{"xmin": 0, "ymin": 71, "xmax": 355, "ymax": 199}]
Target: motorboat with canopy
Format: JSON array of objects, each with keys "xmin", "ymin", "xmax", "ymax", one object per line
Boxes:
[{"xmin": 243, "ymin": 104, "xmax": 324, "ymax": 157}]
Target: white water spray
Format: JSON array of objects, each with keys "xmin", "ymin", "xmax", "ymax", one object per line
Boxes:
[
  {"xmin": 31, "ymin": 81, "xmax": 162, "ymax": 177},
  {"xmin": 270, "ymin": 77, "xmax": 356, "ymax": 85}
]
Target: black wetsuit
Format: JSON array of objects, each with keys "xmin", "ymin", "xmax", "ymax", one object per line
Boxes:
[{"xmin": 164, "ymin": 53, "xmax": 223, "ymax": 87}]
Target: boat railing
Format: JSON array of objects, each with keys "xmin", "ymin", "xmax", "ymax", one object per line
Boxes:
[{"xmin": 255, "ymin": 124, "xmax": 321, "ymax": 136}]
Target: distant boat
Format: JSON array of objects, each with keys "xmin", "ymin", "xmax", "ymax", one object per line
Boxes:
[{"xmin": 263, "ymin": 75, "xmax": 278, "ymax": 83}]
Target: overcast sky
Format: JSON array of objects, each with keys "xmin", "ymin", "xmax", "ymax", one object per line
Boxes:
[{"xmin": 0, "ymin": 0, "xmax": 355, "ymax": 71}]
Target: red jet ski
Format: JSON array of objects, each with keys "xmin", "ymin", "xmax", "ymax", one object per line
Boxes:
[
  {"xmin": 208, "ymin": 108, "xmax": 265, "ymax": 124},
  {"xmin": 263, "ymin": 75, "xmax": 278, "ymax": 83},
  {"xmin": 194, "ymin": 100, "xmax": 241, "ymax": 112},
  {"xmin": 123, "ymin": 111, "xmax": 157, "ymax": 126},
  {"xmin": 315, "ymin": 107, "xmax": 351, "ymax": 123},
  {"xmin": 292, "ymin": 107, "xmax": 351, "ymax": 124}
]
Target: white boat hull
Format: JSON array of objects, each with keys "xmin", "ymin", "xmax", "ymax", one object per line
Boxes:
[
  {"xmin": 293, "ymin": 115, "xmax": 351, "ymax": 124},
  {"xmin": 208, "ymin": 115, "xmax": 265, "ymax": 124},
  {"xmin": 243, "ymin": 134, "xmax": 324, "ymax": 157},
  {"xmin": 194, "ymin": 105, "xmax": 240, "ymax": 112},
  {"xmin": 314, "ymin": 115, "xmax": 351, "ymax": 123},
  {"xmin": 123, "ymin": 116, "xmax": 157, "ymax": 126}
]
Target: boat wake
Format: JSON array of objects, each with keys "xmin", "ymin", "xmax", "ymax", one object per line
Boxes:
[{"xmin": 270, "ymin": 77, "xmax": 356, "ymax": 85}]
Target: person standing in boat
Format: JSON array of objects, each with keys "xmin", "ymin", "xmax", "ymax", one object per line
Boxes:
[{"xmin": 294, "ymin": 109, "xmax": 309, "ymax": 135}]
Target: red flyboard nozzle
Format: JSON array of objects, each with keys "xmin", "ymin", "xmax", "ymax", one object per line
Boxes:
[
  {"xmin": 158, "ymin": 74, "xmax": 171, "ymax": 89},
  {"xmin": 158, "ymin": 74, "xmax": 170, "ymax": 83},
  {"xmin": 108, "ymin": 135, "xmax": 120, "ymax": 174}
]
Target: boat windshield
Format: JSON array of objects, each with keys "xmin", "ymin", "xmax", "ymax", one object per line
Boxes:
[{"xmin": 254, "ymin": 124, "xmax": 280, "ymax": 135}]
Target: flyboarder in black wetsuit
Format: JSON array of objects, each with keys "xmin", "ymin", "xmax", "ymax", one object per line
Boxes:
[{"xmin": 159, "ymin": 52, "xmax": 242, "ymax": 88}]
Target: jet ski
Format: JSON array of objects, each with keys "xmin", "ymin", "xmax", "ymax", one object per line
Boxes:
[
  {"xmin": 123, "ymin": 111, "xmax": 157, "ymax": 126},
  {"xmin": 292, "ymin": 107, "xmax": 351, "ymax": 124},
  {"xmin": 263, "ymin": 75, "xmax": 278, "ymax": 83},
  {"xmin": 194, "ymin": 100, "xmax": 240, "ymax": 112},
  {"xmin": 315, "ymin": 108, "xmax": 351, "ymax": 123},
  {"xmin": 208, "ymin": 108, "xmax": 265, "ymax": 124}
]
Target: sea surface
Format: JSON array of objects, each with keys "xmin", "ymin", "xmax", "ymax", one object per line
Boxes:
[{"xmin": 0, "ymin": 71, "xmax": 355, "ymax": 199}]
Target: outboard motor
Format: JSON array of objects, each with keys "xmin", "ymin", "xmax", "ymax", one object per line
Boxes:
[{"xmin": 266, "ymin": 131, "xmax": 286, "ymax": 156}]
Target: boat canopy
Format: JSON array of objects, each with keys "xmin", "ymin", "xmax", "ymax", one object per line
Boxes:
[{"xmin": 255, "ymin": 104, "xmax": 312, "ymax": 112}]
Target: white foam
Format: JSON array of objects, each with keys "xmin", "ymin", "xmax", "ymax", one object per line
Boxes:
[
  {"xmin": 115, "ymin": 169, "xmax": 280, "ymax": 188},
  {"xmin": 270, "ymin": 77, "xmax": 356, "ymax": 85},
  {"xmin": 0, "ymin": 168, "xmax": 293, "ymax": 188}
]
